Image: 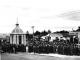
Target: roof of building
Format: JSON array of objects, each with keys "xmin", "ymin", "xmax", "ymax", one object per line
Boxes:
[
  {"xmin": 11, "ymin": 23, "xmax": 24, "ymax": 34},
  {"xmin": 48, "ymin": 33, "xmax": 63, "ymax": 37}
]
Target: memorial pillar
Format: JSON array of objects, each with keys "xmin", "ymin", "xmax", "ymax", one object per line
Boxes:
[
  {"xmin": 17, "ymin": 35, "xmax": 19, "ymax": 44},
  {"xmin": 22, "ymin": 35, "xmax": 24, "ymax": 44},
  {"xmin": 24, "ymin": 35, "xmax": 26, "ymax": 45},
  {"xmin": 13, "ymin": 35, "xmax": 16, "ymax": 44}
]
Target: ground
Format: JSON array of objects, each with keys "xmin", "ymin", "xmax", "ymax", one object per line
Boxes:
[{"xmin": 1, "ymin": 53, "xmax": 80, "ymax": 60}]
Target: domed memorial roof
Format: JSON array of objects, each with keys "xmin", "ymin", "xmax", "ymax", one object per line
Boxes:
[{"xmin": 11, "ymin": 23, "xmax": 24, "ymax": 34}]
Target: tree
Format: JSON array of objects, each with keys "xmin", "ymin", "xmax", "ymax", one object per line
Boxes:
[
  {"xmin": 41, "ymin": 30, "xmax": 48, "ymax": 36},
  {"xmin": 76, "ymin": 26, "xmax": 80, "ymax": 31},
  {"xmin": 55, "ymin": 30, "xmax": 69, "ymax": 33},
  {"xmin": 26, "ymin": 31, "xmax": 29, "ymax": 34},
  {"xmin": 34, "ymin": 31, "xmax": 41, "ymax": 36},
  {"xmin": 48, "ymin": 30, "xmax": 51, "ymax": 34}
]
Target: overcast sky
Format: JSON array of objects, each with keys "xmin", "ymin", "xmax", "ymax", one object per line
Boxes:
[{"xmin": 0, "ymin": 0, "xmax": 80, "ymax": 33}]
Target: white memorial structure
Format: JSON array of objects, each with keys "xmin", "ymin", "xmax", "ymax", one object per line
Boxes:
[{"xmin": 10, "ymin": 22, "xmax": 26, "ymax": 45}]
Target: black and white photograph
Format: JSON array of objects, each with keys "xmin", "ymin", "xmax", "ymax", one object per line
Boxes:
[{"xmin": 1, "ymin": 0, "xmax": 80, "ymax": 60}]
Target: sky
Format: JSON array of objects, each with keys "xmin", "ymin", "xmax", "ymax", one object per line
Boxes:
[{"xmin": 0, "ymin": 0, "xmax": 80, "ymax": 33}]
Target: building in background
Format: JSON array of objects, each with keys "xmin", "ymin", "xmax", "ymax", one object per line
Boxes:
[
  {"xmin": 47, "ymin": 33, "xmax": 63, "ymax": 42},
  {"xmin": 69, "ymin": 26, "xmax": 80, "ymax": 43}
]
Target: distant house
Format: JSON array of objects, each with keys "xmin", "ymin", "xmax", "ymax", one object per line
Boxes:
[
  {"xmin": 47, "ymin": 33, "xmax": 63, "ymax": 42},
  {"xmin": 41, "ymin": 36, "xmax": 47, "ymax": 39},
  {"xmin": 69, "ymin": 26, "xmax": 80, "ymax": 43},
  {"xmin": 69, "ymin": 31, "xmax": 78, "ymax": 36},
  {"xmin": 69, "ymin": 27, "xmax": 80, "ymax": 36},
  {"xmin": 41, "ymin": 33, "xmax": 63, "ymax": 42},
  {"xmin": 0, "ymin": 34, "xmax": 10, "ymax": 42}
]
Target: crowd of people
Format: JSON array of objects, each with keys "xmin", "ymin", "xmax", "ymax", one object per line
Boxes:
[
  {"xmin": 1, "ymin": 44, "xmax": 26, "ymax": 53},
  {"xmin": 28, "ymin": 36, "xmax": 80, "ymax": 56},
  {"xmin": 1, "ymin": 34, "xmax": 80, "ymax": 56}
]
